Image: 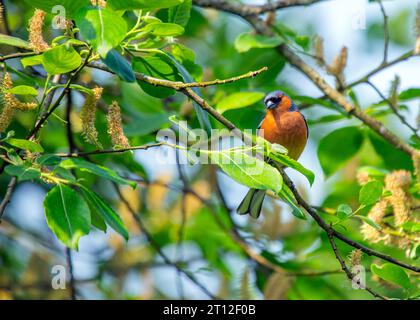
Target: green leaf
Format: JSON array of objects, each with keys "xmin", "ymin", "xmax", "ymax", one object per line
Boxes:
[
  {"xmin": 278, "ymin": 184, "xmax": 306, "ymax": 219},
  {"xmin": 234, "ymin": 33, "xmax": 283, "ymax": 53},
  {"xmin": 216, "ymin": 92, "xmax": 265, "ymax": 114},
  {"xmin": 60, "ymin": 158, "xmax": 136, "ymax": 188},
  {"xmin": 75, "ymin": 7, "xmax": 128, "ymax": 57},
  {"xmin": 79, "ymin": 185, "xmax": 128, "ymax": 240},
  {"xmin": 102, "ymin": 49, "xmax": 136, "ymax": 82},
  {"xmin": 5, "ymin": 138, "xmax": 44, "ymax": 153},
  {"xmin": 359, "ymin": 180, "xmax": 383, "ymax": 206},
  {"xmin": 266, "ymin": 150, "xmax": 315, "ymax": 186},
  {"xmin": 44, "ymin": 184, "xmax": 91, "ymax": 250},
  {"xmin": 90, "ymin": 208, "xmax": 107, "ymax": 232},
  {"xmin": 170, "ymin": 43, "xmax": 203, "ymax": 81},
  {"xmin": 371, "ymin": 263, "xmax": 411, "ymax": 289},
  {"xmin": 8, "ymin": 85, "xmax": 38, "ymax": 96},
  {"xmin": 401, "ymin": 221, "xmax": 420, "ymax": 233},
  {"xmin": 21, "ymin": 55, "xmax": 44, "ymax": 68},
  {"xmin": 368, "ymin": 130, "xmax": 413, "ymax": 171},
  {"xmin": 42, "ymin": 44, "xmax": 82, "ymax": 75},
  {"xmin": 107, "ymin": 0, "xmax": 183, "ymax": 10},
  {"xmin": 25, "ymin": 0, "xmax": 90, "ymax": 18},
  {"xmin": 317, "ymin": 126, "xmax": 364, "ymax": 177},
  {"xmin": 337, "ymin": 204, "xmax": 352, "ymax": 220},
  {"xmin": 168, "ymin": 0, "xmax": 192, "ymax": 27},
  {"xmin": 398, "ymin": 88, "xmax": 420, "ymax": 101},
  {"xmin": 209, "ymin": 149, "xmax": 283, "ymax": 193},
  {"xmin": 132, "ymin": 54, "xmax": 182, "ymax": 98},
  {"xmin": 5, "ymin": 165, "xmax": 41, "ymax": 181},
  {"xmin": 294, "ymin": 35, "xmax": 310, "ymax": 51},
  {"xmin": 144, "ymin": 22, "xmax": 185, "ymax": 36},
  {"xmin": 355, "ymin": 215, "xmax": 382, "ymax": 230},
  {"xmin": 0, "ymin": 34, "xmax": 31, "ymax": 49},
  {"xmin": 36, "ymin": 154, "xmax": 62, "ymax": 166}
]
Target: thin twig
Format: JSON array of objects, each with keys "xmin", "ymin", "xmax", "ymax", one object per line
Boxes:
[
  {"xmin": 193, "ymin": 0, "xmax": 328, "ymax": 16},
  {"xmin": 366, "ymin": 80, "xmax": 418, "ymax": 137},
  {"xmin": 175, "ymin": 148, "xmax": 188, "ymax": 299},
  {"xmin": 88, "ymin": 61, "xmax": 268, "ymax": 90},
  {"xmin": 377, "ymin": 0, "xmax": 389, "ymax": 65},
  {"xmin": 65, "ymin": 247, "xmax": 76, "ymax": 300},
  {"xmin": 0, "ymin": 176, "xmax": 17, "ymax": 222},
  {"xmin": 0, "ymin": 52, "xmax": 38, "ymax": 62},
  {"xmin": 54, "ymin": 142, "xmax": 165, "ymax": 157}
]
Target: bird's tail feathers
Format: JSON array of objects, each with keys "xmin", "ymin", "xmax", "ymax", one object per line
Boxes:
[{"xmin": 237, "ymin": 188, "xmax": 266, "ymax": 219}]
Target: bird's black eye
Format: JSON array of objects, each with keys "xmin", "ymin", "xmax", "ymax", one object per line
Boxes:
[{"xmin": 265, "ymin": 96, "xmax": 282, "ymax": 108}]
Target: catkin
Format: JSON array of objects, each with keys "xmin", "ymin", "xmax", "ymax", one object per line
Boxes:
[
  {"xmin": 0, "ymin": 3, "xmax": 3, "ymax": 27},
  {"xmin": 413, "ymin": 151, "xmax": 420, "ymax": 184},
  {"xmin": 348, "ymin": 249, "xmax": 362, "ymax": 268},
  {"xmin": 80, "ymin": 87, "xmax": 102, "ymax": 147},
  {"xmin": 313, "ymin": 36, "xmax": 325, "ymax": 67},
  {"xmin": 356, "ymin": 170, "xmax": 371, "ymax": 185},
  {"xmin": 28, "ymin": 9, "xmax": 50, "ymax": 52},
  {"xmin": 385, "ymin": 170, "xmax": 411, "ymax": 226},
  {"xmin": 361, "ymin": 199, "xmax": 387, "ymax": 242},
  {"xmin": 389, "ymin": 75, "xmax": 400, "ymax": 107},
  {"xmin": 107, "ymin": 101, "xmax": 130, "ymax": 149},
  {"xmin": 0, "ymin": 73, "xmax": 37, "ymax": 132},
  {"xmin": 328, "ymin": 46, "xmax": 348, "ymax": 76},
  {"xmin": 91, "ymin": 0, "xmax": 106, "ymax": 8},
  {"xmin": 3, "ymin": 73, "xmax": 37, "ymax": 111}
]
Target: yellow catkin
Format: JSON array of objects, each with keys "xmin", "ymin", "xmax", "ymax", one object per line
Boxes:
[
  {"xmin": 0, "ymin": 3, "xmax": 3, "ymax": 27},
  {"xmin": 0, "ymin": 104, "xmax": 14, "ymax": 133},
  {"xmin": 389, "ymin": 75, "xmax": 400, "ymax": 106},
  {"xmin": 348, "ymin": 249, "xmax": 362, "ymax": 267},
  {"xmin": 91, "ymin": 0, "xmax": 106, "ymax": 8},
  {"xmin": 0, "ymin": 73, "xmax": 14, "ymax": 132},
  {"xmin": 0, "ymin": 73, "xmax": 36, "ymax": 132},
  {"xmin": 356, "ymin": 171, "xmax": 371, "ymax": 185},
  {"xmin": 28, "ymin": 9, "xmax": 50, "ymax": 52},
  {"xmin": 385, "ymin": 170, "xmax": 411, "ymax": 226},
  {"xmin": 80, "ymin": 87, "xmax": 102, "ymax": 147},
  {"xmin": 361, "ymin": 199, "xmax": 387, "ymax": 242},
  {"xmin": 413, "ymin": 151, "xmax": 420, "ymax": 183},
  {"xmin": 107, "ymin": 101, "xmax": 130, "ymax": 149},
  {"xmin": 328, "ymin": 46, "xmax": 348, "ymax": 76},
  {"xmin": 313, "ymin": 36, "xmax": 325, "ymax": 67}
]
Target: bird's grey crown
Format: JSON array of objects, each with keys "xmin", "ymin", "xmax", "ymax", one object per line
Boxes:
[{"xmin": 263, "ymin": 90, "xmax": 286, "ymax": 105}]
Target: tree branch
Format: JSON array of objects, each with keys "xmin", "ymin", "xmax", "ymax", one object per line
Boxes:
[
  {"xmin": 326, "ymin": 230, "xmax": 386, "ymax": 300},
  {"xmin": 88, "ymin": 61, "xmax": 267, "ymax": 90},
  {"xmin": 193, "ymin": 0, "xmax": 328, "ymax": 16},
  {"xmin": 0, "ymin": 176, "xmax": 17, "ymax": 222},
  {"xmin": 54, "ymin": 142, "xmax": 165, "ymax": 157}
]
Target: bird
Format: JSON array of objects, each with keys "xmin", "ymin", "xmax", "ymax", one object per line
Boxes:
[{"xmin": 236, "ymin": 90, "xmax": 308, "ymax": 219}]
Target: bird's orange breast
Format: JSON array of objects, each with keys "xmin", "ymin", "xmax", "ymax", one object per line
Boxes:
[{"xmin": 259, "ymin": 109, "xmax": 308, "ymax": 160}]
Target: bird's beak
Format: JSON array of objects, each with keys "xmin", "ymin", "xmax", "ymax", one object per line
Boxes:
[{"xmin": 265, "ymin": 101, "xmax": 277, "ymax": 110}]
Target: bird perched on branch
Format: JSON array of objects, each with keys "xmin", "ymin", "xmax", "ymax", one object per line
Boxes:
[{"xmin": 237, "ymin": 90, "xmax": 308, "ymax": 218}]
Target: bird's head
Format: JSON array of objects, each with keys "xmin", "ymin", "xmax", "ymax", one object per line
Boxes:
[{"xmin": 264, "ymin": 90, "xmax": 297, "ymax": 112}]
